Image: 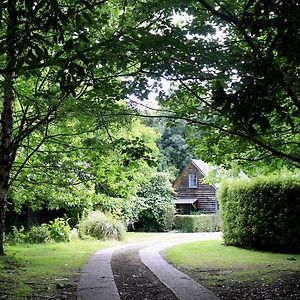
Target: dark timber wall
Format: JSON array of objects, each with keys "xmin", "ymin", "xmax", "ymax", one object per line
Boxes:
[{"xmin": 173, "ymin": 161, "xmax": 217, "ymax": 214}]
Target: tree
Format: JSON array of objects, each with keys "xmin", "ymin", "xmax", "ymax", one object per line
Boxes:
[
  {"xmin": 0, "ymin": 0, "xmax": 168, "ymax": 255},
  {"xmin": 146, "ymin": 117, "xmax": 195, "ymax": 174},
  {"xmin": 130, "ymin": 0, "xmax": 300, "ymax": 171},
  {"xmin": 10, "ymin": 117, "xmax": 159, "ymax": 226},
  {"xmin": 136, "ymin": 172, "xmax": 175, "ymax": 232}
]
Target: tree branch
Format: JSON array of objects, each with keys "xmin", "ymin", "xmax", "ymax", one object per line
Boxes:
[
  {"xmin": 105, "ymin": 111, "xmax": 300, "ymax": 165},
  {"xmin": 9, "ymin": 120, "xmax": 49, "ymax": 186},
  {"xmin": 195, "ymin": 0, "xmax": 237, "ymax": 24}
]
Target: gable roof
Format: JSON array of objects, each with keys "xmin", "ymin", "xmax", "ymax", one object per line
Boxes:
[
  {"xmin": 173, "ymin": 159, "xmax": 217, "ymax": 189},
  {"xmin": 191, "ymin": 159, "xmax": 219, "ymax": 189},
  {"xmin": 174, "ymin": 159, "xmax": 248, "ymax": 190},
  {"xmin": 191, "ymin": 159, "xmax": 211, "ymax": 176},
  {"xmin": 191, "ymin": 159, "xmax": 248, "ymax": 185}
]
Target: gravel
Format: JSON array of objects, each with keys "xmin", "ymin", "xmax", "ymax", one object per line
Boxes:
[{"xmin": 111, "ymin": 246, "xmax": 177, "ymax": 300}]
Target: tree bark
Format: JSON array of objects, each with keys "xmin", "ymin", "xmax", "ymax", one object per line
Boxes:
[{"xmin": 0, "ymin": 0, "xmax": 17, "ymax": 256}]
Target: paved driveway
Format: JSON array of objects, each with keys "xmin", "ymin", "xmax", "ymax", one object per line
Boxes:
[{"xmin": 77, "ymin": 232, "xmax": 222, "ymax": 300}]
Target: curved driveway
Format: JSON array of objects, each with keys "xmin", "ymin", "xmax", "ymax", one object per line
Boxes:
[{"xmin": 77, "ymin": 232, "xmax": 221, "ymax": 300}]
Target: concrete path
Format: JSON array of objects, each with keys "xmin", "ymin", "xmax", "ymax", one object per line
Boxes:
[
  {"xmin": 140, "ymin": 232, "xmax": 220, "ymax": 300},
  {"xmin": 77, "ymin": 245, "xmax": 122, "ymax": 300},
  {"xmin": 77, "ymin": 232, "xmax": 222, "ymax": 300}
]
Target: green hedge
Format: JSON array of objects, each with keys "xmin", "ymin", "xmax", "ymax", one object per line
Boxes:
[
  {"xmin": 219, "ymin": 175, "xmax": 300, "ymax": 252},
  {"xmin": 174, "ymin": 214, "xmax": 220, "ymax": 232}
]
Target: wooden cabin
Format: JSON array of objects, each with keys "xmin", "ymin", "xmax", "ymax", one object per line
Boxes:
[{"xmin": 173, "ymin": 159, "xmax": 218, "ymax": 215}]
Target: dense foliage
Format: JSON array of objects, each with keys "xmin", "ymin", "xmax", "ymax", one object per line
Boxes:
[
  {"xmin": 219, "ymin": 176, "xmax": 300, "ymax": 252},
  {"xmin": 6, "ymin": 217, "xmax": 70, "ymax": 244},
  {"xmin": 131, "ymin": 0, "xmax": 300, "ymax": 172},
  {"xmin": 174, "ymin": 214, "xmax": 220, "ymax": 232},
  {"xmin": 9, "ymin": 118, "xmax": 159, "ymax": 220},
  {"xmin": 135, "ymin": 172, "xmax": 176, "ymax": 232},
  {"xmin": 1, "ymin": 0, "xmax": 299, "ymax": 255},
  {"xmin": 93, "ymin": 195, "xmax": 139, "ymax": 227},
  {"xmin": 146, "ymin": 118, "xmax": 195, "ymax": 174},
  {"xmin": 0, "ymin": 0, "xmax": 172, "ymax": 254}
]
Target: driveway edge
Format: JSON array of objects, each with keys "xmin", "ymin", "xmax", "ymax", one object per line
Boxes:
[{"xmin": 139, "ymin": 232, "xmax": 221, "ymax": 300}]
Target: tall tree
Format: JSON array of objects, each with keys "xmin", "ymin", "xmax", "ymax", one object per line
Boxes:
[
  {"xmin": 146, "ymin": 117, "xmax": 195, "ymax": 174},
  {"xmin": 10, "ymin": 117, "xmax": 158, "ymax": 217},
  {"xmin": 0, "ymin": 0, "xmax": 166, "ymax": 255}
]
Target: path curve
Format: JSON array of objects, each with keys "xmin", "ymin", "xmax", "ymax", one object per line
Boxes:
[
  {"xmin": 140, "ymin": 233, "xmax": 220, "ymax": 300},
  {"xmin": 112, "ymin": 244, "xmax": 177, "ymax": 300},
  {"xmin": 77, "ymin": 232, "xmax": 221, "ymax": 300}
]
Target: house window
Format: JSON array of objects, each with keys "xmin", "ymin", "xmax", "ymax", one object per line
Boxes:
[{"xmin": 189, "ymin": 173, "xmax": 197, "ymax": 188}]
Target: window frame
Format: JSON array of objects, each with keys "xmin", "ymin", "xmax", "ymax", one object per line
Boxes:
[{"xmin": 188, "ymin": 173, "xmax": 198, "ymax": 188}]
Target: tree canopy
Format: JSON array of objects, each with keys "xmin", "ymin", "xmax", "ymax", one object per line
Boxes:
[
  {"xmin": 0, "ymin": 0, "xmax": 169, "ymax": 254},
  {"xmin": 1, "ymin": 0, "xmax": 299, "ymax": 255},
  {"xmin": 132, "ymin": 0, "xmax": 300, "ymax": 171},
  {"xmin": 145, "ymin": 117, "xmax": 195, "ymax": 174}
]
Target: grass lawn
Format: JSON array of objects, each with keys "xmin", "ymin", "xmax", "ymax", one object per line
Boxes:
[
  {"xmin": 0, "ymin": 232, "xmax": 177, "ymax": 299},
  {"xmin": 165, "ymin": 240, "xmax": 300, "ymax": 298},
  {"xmin": 0, "ymin": 239, "xmax": 122, "ymax": 299},
  {"xmin": 2, "ymin": 234, "xmax": 299, "ymax": 299},
  {"xmin": 124, "ymin": 231, "xmax": 200, "ymax": 243}
]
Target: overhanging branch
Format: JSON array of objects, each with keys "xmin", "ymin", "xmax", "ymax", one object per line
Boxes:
[{"xmin": 104, "ymin": 110, "xmax": 300, "ymax": 166}]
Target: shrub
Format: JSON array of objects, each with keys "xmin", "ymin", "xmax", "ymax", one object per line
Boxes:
[
  {"xmin": 219, "ymin": 175, "xmax": 300, "ymax": 252},
  {"xmin": 5, "ymin": 218, "xmax": 70, "ymax": 244},
  {"xmin": 6, "ymin": 225, "xmax": 51, "ymax": 244},
  {"xmin": 78, "ymin": 210, "xmax": 125, "ymax": 240},
  {"xmin": 46, "ymin": 218, "xmax": 70, "ymax": 242},
  {"xmin": 174, "ymin": 214, "xmax": 220, "ymax": 232},
  {"xmin": 135, "ymin": 172, "xmax": 176, "ymax": 232},
  {"xmin": 6, "ymin": 226, "xmax": 27, "ymax": 244},
  {"xmin": 68, "ymin": 228, "xmax": 79, "ymax": 240},
  {"xmin": 94, "ymin": 195, "xmax": 140, "ymax": 227},
  {"xmin": 26, "ymin": 226, "xmax": 51, "ymax": 243}
]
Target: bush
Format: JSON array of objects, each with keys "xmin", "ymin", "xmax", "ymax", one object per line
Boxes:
[
  {"xmin": 26, "ymin": 226, "xmax": 51, "ymax": 243},
  {"xmin": 78, "ymin": 210, "xmax": 125, "ymax": 240},
  {"xmin": 135, "ymin": 172, "xmax": 176, "ymax": 232},
  {"xmin": 6, "ymin": 225, "xmax": 51, "ymax": 244},
  {"xmin": 46, "ymin": 218, "xmax": 70, "ymax": 242},
  {"xmin": 5, "ymin": 218, "xmax": 70, "ymax": 244},
  {"xmin": 94, "ymin": 195, "xmax": 140, "ymax": 227},
  {"xmin": 68, "ymin": 228, "xmax": 79, "ymax": 240},
  {"xmin": 6, "ymin": 226, "xmax": 28, "ymax": 244},
  {"xmin": 219, "ymin": 175, "xmax": 300, "ymax": 252},
  {"xmin": 174, "ymin": 214, "xmax": 220, "ymax": 232}
]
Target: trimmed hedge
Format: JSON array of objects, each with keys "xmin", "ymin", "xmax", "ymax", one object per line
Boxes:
[
  {"xmin": 219, "ymin": 175, "xmax": 300, "ymax": 252},
  {"xmin": 174, "ymin": 214, "xmax": 220, "ymax": 232}
]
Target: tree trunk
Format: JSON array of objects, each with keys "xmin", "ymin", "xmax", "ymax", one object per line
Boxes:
[
  {"xmin": 0, "ymin": 76, "xmax": 14, "ymax": 254},
  {"xmin": 0, "ymin": 0, "xmax": 17, "ymax": 256}
]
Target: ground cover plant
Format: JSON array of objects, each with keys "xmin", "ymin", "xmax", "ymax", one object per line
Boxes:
[{"xmin": 165, "ymin": 240, "xmax": 300, "ymax": 299}]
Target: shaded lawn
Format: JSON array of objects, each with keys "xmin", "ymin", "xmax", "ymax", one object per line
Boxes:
[
  {"xmin": 0, "ymin": 240, "xmax": 121, "ymax": 299},
  {"xmin": 165, "ymin": 240, "xmax": 300, "ymax": 299},
  {"xmin": 0, "ymin": 232, "xmax": 178, "ymax": 299}
]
